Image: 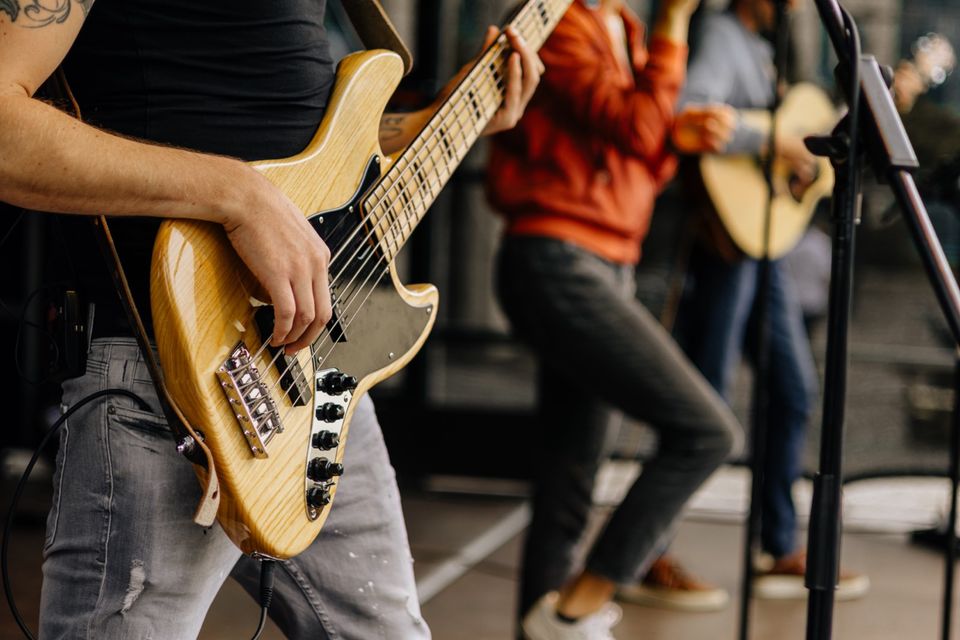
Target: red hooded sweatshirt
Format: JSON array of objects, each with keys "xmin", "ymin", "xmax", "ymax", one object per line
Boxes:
[{"xmin": 487, "ymin": 0, "xmax": 687, "ymax": 265}]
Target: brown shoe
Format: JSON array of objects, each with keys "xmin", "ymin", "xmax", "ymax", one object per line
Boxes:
[
  {"xmin": 753, "ymin": 550, "xmax": 870, "ymax": 601},
  {"xmin": 617, "ymin": 555, "xmax": 730, "ymax": 612}
]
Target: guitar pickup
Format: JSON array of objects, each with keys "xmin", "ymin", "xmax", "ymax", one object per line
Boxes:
[
  {"xmin": 254, "ymin": 307, "xmax": 311, "ymax": 406},
  {"xmin": 327, "ymin": 288, "xmax": 348, "ymax": 344}
]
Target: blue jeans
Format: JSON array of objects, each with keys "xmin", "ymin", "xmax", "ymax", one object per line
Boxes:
[
  {"xmin": 39, "ymin": 339, "xmax": 430, "ymax": 639},
  {"xmin": 496, "ymin": 236, "xmax": 738, "ymax": 618},
  {"xmin": 675, "ymin": 250, "xmax": 818, "ymax": 558}
]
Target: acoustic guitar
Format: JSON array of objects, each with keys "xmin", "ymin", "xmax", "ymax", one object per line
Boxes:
[
  {"xmin": 699, "ymin": 82, "xmax": 837, "ymax": 260},
  {"xmin": 150, "ymin": 0, "xmax": 572, "ymax": 559}
]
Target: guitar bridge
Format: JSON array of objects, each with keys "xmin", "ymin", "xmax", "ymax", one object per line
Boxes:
[{"xmin": 217, "ymin": 342, "xmax": 284, "ymax": 458}]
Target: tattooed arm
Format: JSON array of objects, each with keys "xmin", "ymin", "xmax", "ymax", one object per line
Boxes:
[
  {"xmin": 0, "ymin": 0, "xmax": 93, "ymax": 27},
  {"xmin": 0, "ymin": 2, "xmax": 334, "ymax": 350},
  {"xmin": 0, "ymin": 2, "xmax": 267, "ymax": 222}
]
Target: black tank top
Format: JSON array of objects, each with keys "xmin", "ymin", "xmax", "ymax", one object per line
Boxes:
[{"xmin": 62, "ymin": 0, "xmax": 336, "ymax": 337}]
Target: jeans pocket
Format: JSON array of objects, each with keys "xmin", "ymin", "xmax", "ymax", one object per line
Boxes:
[
  {"xmin": 107, "ymin": 403, "xmax": 170, "ymax": 436},
  {"xmin": 43, "ymin": 427, "xmax": 69, "ymax": 553}
]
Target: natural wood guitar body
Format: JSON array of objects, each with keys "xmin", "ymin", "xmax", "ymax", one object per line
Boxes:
[{"xmin": 152, "ymin": 51, "xmax": 436, "ymax": 558}]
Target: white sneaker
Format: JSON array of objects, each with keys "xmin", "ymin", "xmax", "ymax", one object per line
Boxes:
[{"xmin": 522, "ymin": 592, "xmax": 623, "ymax": 640}]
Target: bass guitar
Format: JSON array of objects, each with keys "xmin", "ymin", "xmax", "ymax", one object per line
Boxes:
[{"xmin": 150, "ymin": 0, "xmax": 572, "ymax": 559}]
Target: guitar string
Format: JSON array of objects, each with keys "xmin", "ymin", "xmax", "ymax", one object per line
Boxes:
[
  {"xmin": 322, "ymin": 1, "xmax": 548, "ymax": 272},
  {"xmin": 323, "ymin": 32, "xmax": 516, "ymax": 274},
  {"xmin": 265, "ymin": 4, "xmax": 560, "ymax": 408},
  {"xmin": 222, "ymin": 1, "xmax": 551, "ymax": 381},
  {"xmin": 269, "ymin": 72, "xmax": 507, "ymax": 404},
  {"xmin": 243, "ymin": 5, "xmax": 555, "ymax": 417},
  {"xmin": 233, "ymin": 20, "xmax": 516, "ymax": 386},
  {"xmin": 241, "ymin": 73, "xmax": 502, "ymax": 416},
  {"xmin": 274, "ymin": 3, "xmax": 565, "ymax": 416},
  {"xmin": 311, "ymin": 12, "xmax": 526, "ymax": 335},
  {"xmin": 232, "ymin": 37, "xmax": 504, "ymax": 393},
  {"xmin": 260, "ymin": 36, "xmax": 515, "ymax": 401},
  {"xmin": 247, "ymin": 57, "xmax": 504, "ymax": 417}
]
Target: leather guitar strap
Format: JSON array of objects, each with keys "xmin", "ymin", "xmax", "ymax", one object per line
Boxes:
[{"xmin": 341, "ymin": 0, "xmax": 413, "ymax": 75}]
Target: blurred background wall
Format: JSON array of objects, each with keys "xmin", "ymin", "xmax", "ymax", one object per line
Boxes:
[{"xmin": 2, "ymin": 0, "xmax": 958, "ymax": 493}]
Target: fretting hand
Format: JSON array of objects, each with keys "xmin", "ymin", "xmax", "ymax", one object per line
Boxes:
[
  {"xmin": 484, "ymin": 26, "xmax": 544, "ymax": 135},
  {"xmin": 436, "ymin": 25, "xmax": 543, "ymax": 137}
]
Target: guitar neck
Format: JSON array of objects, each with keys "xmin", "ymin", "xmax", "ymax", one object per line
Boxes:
[{"xmin": 362, "ymin": 0, "xmax": 571, "ymax": 261}]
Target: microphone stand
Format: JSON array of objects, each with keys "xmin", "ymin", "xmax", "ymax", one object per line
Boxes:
[
  {"xmin": 806, "ymin": 1, "xmax": 960, "ymax": 638},
  {"xmin": 738, "ymin": 2, "xmax": 790, "ymax": 639}
]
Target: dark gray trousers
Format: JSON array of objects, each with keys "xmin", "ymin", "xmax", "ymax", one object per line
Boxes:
[{"xmin": 495, "ymin": 236, "xmax": 739, "ymax": 619}]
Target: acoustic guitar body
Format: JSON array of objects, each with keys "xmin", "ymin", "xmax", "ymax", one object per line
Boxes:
[{"xmin": 700, "ymin": 83, "xmax": 837, "ymax": 260}]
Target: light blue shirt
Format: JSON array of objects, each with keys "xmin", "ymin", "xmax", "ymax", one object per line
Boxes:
[{"xmin": 680, "ymin": 10, "xmax": 775, "ymax": 154}]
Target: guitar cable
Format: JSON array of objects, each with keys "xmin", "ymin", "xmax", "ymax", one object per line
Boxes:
[{"xmin": 251, "ymin": 559, "xmax": 277, "ymax": 640}]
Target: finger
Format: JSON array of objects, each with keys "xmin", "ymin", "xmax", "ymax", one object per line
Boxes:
[
  {"xmin": 707, "ymin": 104, "xmax": 737, "ymax": 129},
  {"xmin": 519, "ymin": 52, "xmax": 543, "ymax": 104},
  {"xmin": 501, "ymin": 52, "xmax": 522, "ymax": 122},
  {"xmin": 284, "ymin": 273, "xmax": 317, "ymax": 353},
  {"xmin": 706, "ymin": 133, "xmax": 727, "ymax": 153},
  {"xmin": 482, "ymin": 25, "xmax": 498, "ymax": 50},
  {"xmin": 290, "ymin": 260, "xmax": 333, "ymax": 353},
  {"xmin": 505, "ymin": 27, "xmax": 544, "ymax": 94},
  {"xmin": 705, "ymin": 117, "xmax": 734, "ymax": 142},
  {"xmin": 268, "ymin": 282, "xmax": 296, "ymax": 348},
  {"xmin": 504, "ymin": 26, "xmax": 542, "ymax": 75}
]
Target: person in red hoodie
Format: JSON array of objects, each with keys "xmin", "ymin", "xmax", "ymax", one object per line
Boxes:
[{"xmin": 488, "ymin": 0, "xmax": 739, "ymax": 637}]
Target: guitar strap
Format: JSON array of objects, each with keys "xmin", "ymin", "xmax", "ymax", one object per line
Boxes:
[
  {"xmin": 342, "ymin": 0, "xmax": 413, "ymax": 76},
  {"xmin": 49, "ymin": 69, "xmax": 222, "ymax": 527}
]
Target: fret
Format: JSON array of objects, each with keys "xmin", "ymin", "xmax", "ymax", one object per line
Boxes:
[
  {"xmin": 377, "ymin": 181, "xmax": 401, "ymax": 239},
  {"xmin": 372, "ymin": 200, "xmax": 400, "ymax": 260},
  {"xmin": 523, "ymin": 5, "xmax": 547, "ymax": 46},
  {"xmin": 412, "ymin": 159, "xmax": 433, "ymax": 206},
  {"xmin": 437, "ymin": 124, "xmax": 456, "ymax": 162},
  {"xmin": 423, "ymin": 141, "xmax": 450, "ymax": 197}
]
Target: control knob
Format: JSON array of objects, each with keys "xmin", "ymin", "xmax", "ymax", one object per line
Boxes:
[
  {"xmin": 317, "ymin": 372, "xmax": 359, "ymax": 394},
  {"xmin": 308, "ymin": 457, "xmax": 344, "ymax": 482},
  {"xmin": 312, "ymin": 430, "xmax": 340, "ymax": 450},
  {"xmin": 306, "ymin": 487, "xmax": 332, "ymax": 509},
  {"xmin": 315, "ymin": 403, "xmax": 344, "ymax": 422}
]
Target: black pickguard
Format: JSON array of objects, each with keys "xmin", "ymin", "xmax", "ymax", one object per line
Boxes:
[{"xmin": 304, "ymin": 156, "xmax": 432, "ymax": 383}]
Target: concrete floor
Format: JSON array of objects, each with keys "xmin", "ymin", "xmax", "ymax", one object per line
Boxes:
[
  {"xmin": 3, "ymin": 475, "xmax": 957, "ymax": 640},
  {"xmin": 407, "ymin": 489, "xmax": 953, "ymax": 640}
]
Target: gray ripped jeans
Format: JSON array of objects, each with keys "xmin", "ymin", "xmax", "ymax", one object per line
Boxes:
[{"xmin": 39, "ymin": 338, "xmax": 430, "ymax": 640}]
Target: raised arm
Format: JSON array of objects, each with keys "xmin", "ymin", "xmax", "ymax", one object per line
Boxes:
[
  {"xmin": 0, "ymin": 1, "xmax": 333, "ymax": 352},
  {"xmin": 535, "ymin": 2, "xmax": 694, "ymax": 160}
]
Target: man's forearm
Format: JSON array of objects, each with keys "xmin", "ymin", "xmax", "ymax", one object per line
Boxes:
[
  {"xmin": 379, "ymin": 110, "xmax": 432, "ymax": 156},
  {"xmin": 0, "ymin": 94, "xmax": 257, "ymax": 224}
]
